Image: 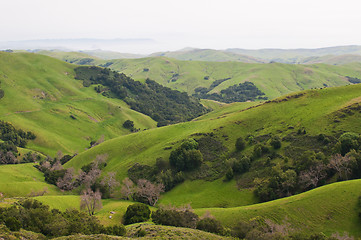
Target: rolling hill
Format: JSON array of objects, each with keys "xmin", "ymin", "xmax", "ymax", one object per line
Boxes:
[
  {"xmin": 0, "ymin": 52, "xmax": 156, "ymax": 155},
  {"xmin": 92, "ymin": 57, "xmax": 361, "ymax": 99}
]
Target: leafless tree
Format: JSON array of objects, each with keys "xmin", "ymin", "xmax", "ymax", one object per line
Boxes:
[
  {"xmin": 80, "ymin": 188, "xmax": 102, "ymax": 216},
  {"xmin": 120, "ymin": 177, "xmax": 135, "ymax": 200},
  {"xmin": 51, "ymin": 160, "xmax": 63, "ymax": 171},
  {"xmin": 328, "ymin": 154, "xmax": 354, "ymax": 180},
  {"xmin": 299, "ymin": 163, "xmax": 326, "ymax": 189},
  {"xmin": 56, "ymin": 150, "xmax": 64, "ymax": 160},
  {"xmin": 56, "ymin": 168, "xmax": 75, "ymax": 191},
  {"xmin": 83, "ymin": 167, "xmax": 101, "ymax": 188},
  {"xmin": 135, "ymin": 179, "xmax": 164, "ymax": 206},
  {"xmin": 41, "ymin": 161, "xmax": 51, "ymax": 170},
  {"xmin": 94, "ymin": 154, "xmax": 108, "ymax": 168},
  {"xmin": 100, "ymin": 172, "xmax": 119, "ymax": 195},
  {"xmin": 0, "ymin": 151, "xmax": 18, "ymax": 164}
]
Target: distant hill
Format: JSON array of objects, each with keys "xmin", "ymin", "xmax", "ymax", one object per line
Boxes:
[
  {"xmin": 150, "ymin": 48, "xmax": 265, "ymax": 63},
  {"xmin": 226, "ymin": 45, "xmax": 361, "ymax": 63},
  {"xmin": 94, "ymin": 57, "xmax": 361, "ymax": 99},
  {"xmin": 81, "ymin": 50, "xmax": 145, "ymax": 60}
]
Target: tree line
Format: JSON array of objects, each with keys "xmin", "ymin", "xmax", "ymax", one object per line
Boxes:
[{"xmin": 74, "ymin": 66, "xmax": 208, "ymax": 126}]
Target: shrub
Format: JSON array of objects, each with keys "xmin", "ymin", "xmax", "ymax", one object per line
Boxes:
[
  {"xmin": 196, "ymin": 217, "xmax": 224, "ymax": 234},
  {"xmin": 270, "ymin": 137, "xmax": 281, "ymax": 149},
  {"xmin": 123, "ymin": 203, "xmax": 151, "ymax": 225},
  {"xmin": 235, "ymin": 137, "xmax": 246, "ymax": 151},
  {"xmin": 101, "ymin": 225, "xmax": 126, "ymax": 236},
  {"xmin": 152, "ymin": 206, "xmax": 199, "ymax": 228}
]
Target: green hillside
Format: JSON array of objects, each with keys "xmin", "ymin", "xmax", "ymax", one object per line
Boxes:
[
  {"xmin": 150, "ymin": 48, "xmax": 265, "ymax": 63},
  {"xmin": 0, "ymin": 52, "xmax": 156, "ymax": 155},
  {"xmin": 97, "ymin": 57, "xmax": 361, "ymax": 99},
  {"xmin": 197, "ymin": 179, "xmax": 361, "ymax": 237},
  {"xmin": 65, "ymin": 82, "xmax": 361, "ymax": 209},
  {"xmin": 0, "ymin": 163, "xmax": 60, "ymax": 197}
]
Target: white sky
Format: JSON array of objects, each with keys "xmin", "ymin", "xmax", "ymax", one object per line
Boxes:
[{"xmin": 1, "ymin": 0, "xmax": 361, "ymax": 53}]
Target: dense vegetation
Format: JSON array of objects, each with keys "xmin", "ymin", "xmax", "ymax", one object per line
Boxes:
[
  {"xmin": 193, "ymin": 81, "xmax": 267, "ymax": 103},
  {"xmin": 0, "ymin": 199, "xmax": 125, "ymax": 238},
  {"xmin": 74, "ymin": 66, "xmax": 208, "ymax": 126}
]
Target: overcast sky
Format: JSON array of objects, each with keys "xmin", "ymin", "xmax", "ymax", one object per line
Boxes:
[{"xmin": 1, "ymin": 0, "xmax": 361, "ymax": 53}]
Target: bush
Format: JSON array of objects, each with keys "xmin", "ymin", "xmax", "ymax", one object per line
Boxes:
[
  {"xmin": 152, "ymin": 207, "xmax": 199, "ymax": 228},
  {"xmin": 169, "ymin": 139, "xmax": 203, "ymax": 171},
  {"xmin": 270, "ymin": 137, "xmax": 281, "ymax": 149},
  {"xmin": 196, "ymin": 217, "xmax": 224, "ymax": 234},
  {"xmin": 123, "ymin": 203, "xmax": 151, "ymax": 225},
  {"xmin": 235, "ymin": 137, "xmax": 246, "ymax": 151},
  {"xmin": 101, "ymin": 225, "xmax": 126, "ymax": 236}
]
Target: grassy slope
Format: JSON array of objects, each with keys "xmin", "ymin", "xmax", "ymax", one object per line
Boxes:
[
  {"xmin": 106, "ymin": 57, "xmax": 361, "ymax": 99},
  {"xmin": 0, "ymin": 52, "xmax": 156, "ymax": 155},
  {"xmin": 0, "ymin": 163, "xmax": 60, "ymax": 197},
  {"xmin": 34, "ymin": 180, "xmax": 361, "ymax": 237},
  {"xmin": 66, "ymin": 83, "xmax": 361, "ymax": 209},
  {"xmin": 197, "ymin": 179, "xmax": 361, "ymax": 237}
]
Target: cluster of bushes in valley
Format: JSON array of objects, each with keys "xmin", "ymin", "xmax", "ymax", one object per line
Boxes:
[
  {"xmin": 193, "ymin": 81, "xmax": 268, "ymax": 103},
  {"xmin": 0, "ymin": 120, "xmax": 37, "ymax": 164},
  {"xmin": 0, "ymin": 199, "xmax": 125, "ymax": 238},
  {"xmin": 74, "ymin": 66, "xmax": 208, "ymax": 126}
]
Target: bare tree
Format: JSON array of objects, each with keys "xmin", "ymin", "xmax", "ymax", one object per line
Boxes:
[
  {"xmin": 328, "ymin": 154, "xmax": 354, "ymax": 180},
  {"xmin": 80, "ymin": 188, "xmax": 102, "ymax": 216},
  {"xmin": 0, "ymin": 151, "xmax": 18, "ymax": 164},
  {"xmin": 120, "ymin": 177, "xmax": 135, "ymax": 200},
  {"xmin": 56, "ymin": 168, "xmax": 75, "ymax": 191},
  {"xmin": 51, "ymin": 160, "xmax": 63, "ymax": 171},
  {"xmin": 41, "ymin": 161, "xmax": 51, "ymax": 170},
  {"xmin": 94, "ymin": 154, "xmax": 108, "ymax": 168},
  {"xmin": 83, "ymin": 168, "xmax": 101, "ymax": 188},
  {"xmin": 100, "ymin": 172, "xmax": 119, "ymax": 195},
  {"xmin": 135, "ymin": 179, "xmax": 164, "ymax": 206},
  {"xmin": 56, "ymin": 150, "xmax": 64, "ymax": 160},
  {"xmin": 299, "ymin": 163, "xmax": 326, "ymax": 189}
]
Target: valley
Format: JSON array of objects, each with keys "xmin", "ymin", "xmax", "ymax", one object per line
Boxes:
[{"xmin": 1, "ymin": 50, "xmax": 361, "ymax": 239}]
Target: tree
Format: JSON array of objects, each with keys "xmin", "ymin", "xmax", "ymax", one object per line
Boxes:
[
  {"xmin": 235, "ymin": 137, "xmax": 246, "ymax": 151},
  {"xmin": 123, "ymin": 120, "xmax": 135, "ymax": 131},
  {"xmin": 134, "ymin": 179, "xmax": 164, "ymax": 206},
  {"xmin": 299, "ymin": 163, "xmax": 326, "ymax": 189},
  {"xmin": 123, "ymin": 203, "xmax": 151, "ymax": 225},
  {"xmin": 328, "ymin": 154, "xmax": 355, "ymax": 180},
  {"xmin": 120, "ymin": 177, "xmax": 135, "ymax": 200},
  {"xmin": 56, "ymin": 168, "xmax": 75, "ymax": 191},
  {"xmin": 80, "ymin": 188, "xmax": 102, "ymax": 216}
]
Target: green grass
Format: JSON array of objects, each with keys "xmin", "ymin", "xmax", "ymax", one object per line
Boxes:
[
  {"xmin": 196, "ymin": 179, "xmax": 361, "ymax": 237},
  {"xmin": 0, "ymin": 52, "xmax": 156, "ymax": 155},
  {"xmin": 96, "ymin": 57, "xmax": 361, "ymax": 99},
  {"xmin": 159, "ymin": 179, "xmax": 257, "ymax": 208},
  {"xmin": 65, "ymin": 83, "xmax": 361, "ymax": 211},
  {"xmin": 0, "ymin": 163, "xmax": 60, "ymax": 197}
]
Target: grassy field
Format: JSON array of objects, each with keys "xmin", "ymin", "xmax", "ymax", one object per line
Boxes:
[
  {"xmin": 32, "ymin": 179, "xmax": 361, "ymax": 237},
  {"xmin": 0, "ymin": 163, "xmax": 60, "ymax": 197},
  {"xmin": 159, "ymin": 179, "xmax": 257, "ymax": 208},
  {"xmin": 96, "ymin": 57, "xmax": 361, "ymax": 99},
  {"xmin": 196, "ymin": 179, "xmax": 361, "ymax": 237},
  {"xmin": 0, "ymin": 52, "xmax": 156, "ymax": 156}
]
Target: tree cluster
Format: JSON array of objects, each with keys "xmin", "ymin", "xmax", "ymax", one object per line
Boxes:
[
  {"xmin": 169, "ymin": 138, "xmax": 203, "ymax": 171},
  {"xmin": 74, "ymin": 66, "xmax": 208, "ymax": 126},
  {"xmin": 193, "ymin": 81, "xmax": 267, "ymax": 103},
  {"xmin": 0, "ymin": 199, "xmax": 125, "ymax": 238}
]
